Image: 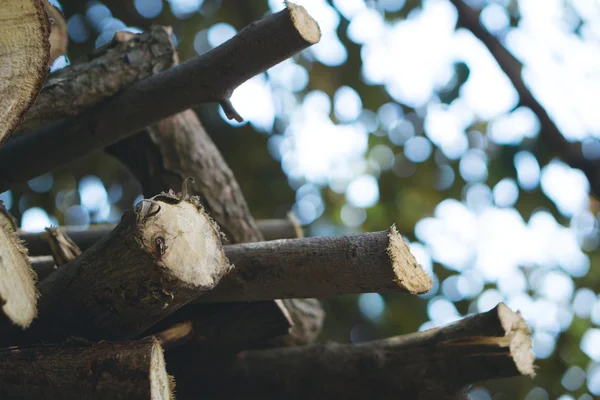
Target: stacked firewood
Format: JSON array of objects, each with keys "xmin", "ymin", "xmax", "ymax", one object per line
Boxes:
[{"xmin": 0, "ymin": 1, "xmax": 534, "ymax": 399}]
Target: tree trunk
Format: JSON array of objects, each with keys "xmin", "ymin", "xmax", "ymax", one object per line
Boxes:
[{"xmin": 0, "ymin": 337, "xmax": 173, "ymax": 399}]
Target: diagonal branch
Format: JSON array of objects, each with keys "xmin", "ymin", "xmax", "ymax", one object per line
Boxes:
[
  {"xmin": 0, "ymin": 2, "xmax": 321, "ymax": 192},
  {"xmin": 449, "ymin": 0, "xmax": 600, "ymax": 198}
]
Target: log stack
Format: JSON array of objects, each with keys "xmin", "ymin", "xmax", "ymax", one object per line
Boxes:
[{"xmin": 0, "ymin": 1, "xmax": 535, "ymax": 399}]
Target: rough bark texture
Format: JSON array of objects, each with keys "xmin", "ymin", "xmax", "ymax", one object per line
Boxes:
[
  {"xmin": 450, "ymin": 0, "xmax": 600, "ymax": 198},
  {"xmin": 0, "ymin": 0, "xmax": 50, "ymax": 146},
  {"xmin": 0, "ymin": 193, "xmax": 231, "ymax": 345},
  {"xmin": 18, "ymin": 26, "xmax": 176, "ymax": 133},
  {"xmin": 44, "ymin": 226, "xmax": 81, "ymax": 266},
  {"xmin": 196, "ymin": 303, "xmax": 534, "ymax": 400},
  {"xmin": 0, "ymin": 337, "xmax": 173, "ymax": 400},
  {"xmin": 0, "ymin": 3, "xmax": 321, "ymax": 191},
  {"xmin": 0, "ymin": 202, "xmax": 37, "ymax": 328},
  {"xmin": 20, "ymin": 218, "xmax": 303, "ymax": 256},
  {"xmin": 196, "ymin": 227, "xmax": 432, "ymax": 302}
]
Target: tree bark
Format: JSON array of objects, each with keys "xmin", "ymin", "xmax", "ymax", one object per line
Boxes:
[
  {"xmin": 450, "ymin": 0, "xmax": 600, "ymax": 198},
  {"xmin": 19, "ymin": 217, "xmax": 302, "ymax": 257},
  {"xmin": 191, "ymin": 303, "xmax": 534, "ymax": 400},
  {"xmin": 0, "ymin": 193, "xmax": 231, "ymax": 345},
  {"xmin": 0, "ymin": 202, "xmax": 37, "ymax": 329},
  {"xmin": 199, "ymin": 227, "xmax": 432, "ymax": 302},
  {"xmin": 30, "ymin": 228, "xmax": 432, "ymax": 302},
  {"xmin": 0, "ymin": 2, "xmax": 321, "ymax": 192},
  {"xmin": 17, "ymin": 26, "xmax": 177, "ymax": 133},
  {"xmin": 0, "ymin": 337, "xmax": 173, "ymax": 400}
]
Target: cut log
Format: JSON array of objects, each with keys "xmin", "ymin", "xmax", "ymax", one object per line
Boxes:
[
  {"xmin": 186, "ymin": 303, "xmax": 534, "ymax": 400},
  {"xmin": 199, "ymin": 226, "xmax": 432, "ymax": 302},
  {"xmin": 0, "ymin": 337, "xmax": 173, "ymax": 399},
  {"xmin": 19, "ymin": 218, "xmax": 302, "ymax": 257},
  {"xmin": 0, "ymin": 202, "xmax": 37, "ymax": 328},
  {"xmin": 30, "ymin": 227, "xmax": 432, "ymax": 301},
  {"xmin": 18, "ymin": 26, "xmax": 177, "ymax": 133},
  {"xmin": 0, "ymin": 0, "xmax": 50, "ymax": 146},
  {"xmin": 0, "ymin": 192, "xmax": 231, "ymax": 345},
  {"xmin": 0, "ymin": 2, "xmax": 321, "ymax": 191}
]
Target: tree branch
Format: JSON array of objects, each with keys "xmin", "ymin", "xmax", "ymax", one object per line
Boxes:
[
  {"xmin": 0, "ymin": 193, "xmax": 231, "ymax": 345},
  {"xmin": 0, "ymin": 337, "xmax": 173, "ymax": 399},
  {"xmin": 449, "ymin": 0, "xmax": 600, "ymax": 197},
  {"xmin": 0, "ymin": 2, "xmax": 320, "ymax": 192},
  {"xmin": 19, "ymin": 217, "xmax": 304, "ymax": 258},
  {"xmin": 188, "ymin": 303, "xmax": 534, "ymax": 400}
]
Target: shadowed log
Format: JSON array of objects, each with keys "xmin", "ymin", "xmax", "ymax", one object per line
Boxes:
[
  {"xmin": 184, "ymin": 303, "xmax": 534, "ymax": 400},
  {"xmin": 0, "ymin": 337, "xmax": 173, "ymax": 399}
]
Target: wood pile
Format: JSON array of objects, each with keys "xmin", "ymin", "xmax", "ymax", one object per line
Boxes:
[{"xmin": 0, "ymin": 1, "xmax": 534, "ymax": 398}]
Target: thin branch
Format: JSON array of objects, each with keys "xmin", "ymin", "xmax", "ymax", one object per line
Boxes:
[
  {"xmin": 450, "ymin": 0, "xmax": 600, "ymax": 197},
  {"xmin": 184, "ymin": 303, "xmax": 534, "ymax": 400},
  {"xmin": 0, "ymin": 2, "xmax": 321, "ymax": 192},
  {"xmin": 19, "ymin": 218, "xmax": 304, "ymax": 258},
  {"xmin": 0, "ymin": 337, "xmax": 173, "ymax": 399}
]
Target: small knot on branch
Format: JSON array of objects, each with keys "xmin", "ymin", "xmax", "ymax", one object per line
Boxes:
[{"xmin": 220, "ymin": 98, "xmax": 244, "ymax": 123}]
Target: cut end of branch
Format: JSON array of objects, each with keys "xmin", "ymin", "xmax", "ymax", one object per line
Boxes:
[
  {"xmin": 150, "ymin": 338, "xmax": 174, "ymax": 400},
  {"xmin": 287, "ymin": 2, "xmax": 321, "ymax": 44},
  {"xmin": 0, "ymin": 210, "xmax": 38, "ymax": 328},
  {"xmin": 134, "ymin": 194, "xmax": 232, "ymax": 289},
  {"xmin": 387, "ymin": 225, "xmax": 432, "ymax": 294},
  {"xmin": 0, "ymin": 0, "xmax": 51, "ymax": 146},
  {"xmin": 156, "ymin": 321, "xmax": 194, "ymax": 350},
  {"xmin": 497, "ymin": 302, "xmax": 535, "ymax": 378},
  {"xmin": 45, "ymin": 1, "xmax": 67, "ymax": 63},
  {"xmin": 220, "ymin": 98, "xmax": 244, "ymax": 122}
]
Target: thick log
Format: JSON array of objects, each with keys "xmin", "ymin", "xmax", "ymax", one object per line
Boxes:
[
  {"xmin": 0, "ymin": 202, "xmax": 37, "ymax": 328},
  {"xmin": 0, "ymin": 0, "xmax": 50, "ymax": 146},
  {"xmin": 0, "ymin": 337, "xmax": 173, "ymax": 399},
  {"xmin": 0, "ymin": 192, "xmax": 231, "ymax": 345},
  {"xmin": 18, "ymin": 26, "xmax": 177, "ymax": 133},
  {"xmin": 19, "ymin": 217, "xmax": 303, "ymax": 257},
  {"xmin": 0, "ymin": 2, "xmax": 321, "ymax": 191},
  {"xmin": 30, "ymin": 228, "xmax": 432, "ymax": 301},
  {"xmin": 192, "ymin": 303, "xmax": 534, "ymax": 400},
  {"xmin": 450, "ymin": 0, "xmax": 600, "ymax": 198}
]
